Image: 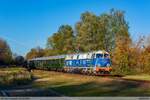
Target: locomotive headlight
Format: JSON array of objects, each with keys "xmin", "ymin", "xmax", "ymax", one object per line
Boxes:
[
  {"xmin": 97, "ymin": 64, "xmax": 101, "ymax": 67},
  {"xmin": 106, "ymin": 64, "xmax": 110, "ymax": 67}
]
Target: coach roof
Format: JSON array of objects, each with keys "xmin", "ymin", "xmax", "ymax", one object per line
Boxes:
[{"xmin": 28, "ymin": 55, "xmax": 66, "ymax": 61}]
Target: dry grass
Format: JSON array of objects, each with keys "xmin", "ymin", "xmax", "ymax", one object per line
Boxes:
[
  {"xmin": 32, "ymin": 70, "xmax": 150, "ymax": 96},
  {"xmin": 123, "ymin": 75, "xmax": 150, "ymax": 81},
  {"xmin": 0, "ymin": 67, "xmax": 32, "ymax": 88}
]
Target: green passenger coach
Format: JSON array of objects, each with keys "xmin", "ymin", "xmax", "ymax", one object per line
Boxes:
[{"xmin": 28, "ymin": 55, "xmax": 65, "ymax": 71}]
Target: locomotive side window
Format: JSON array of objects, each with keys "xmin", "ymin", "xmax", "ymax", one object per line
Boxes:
[
  {"xmin": 77, "ymin": 55, "xmax": 79, "ymax": 59},
  {"xmin": 87, "ymin": 53, "xmax": 92, "ymax": 59},
  {"xmin": 73, "ymin": 54, "xmax": 78, "ymax": 59},
  {"xmin": 96, "ymin": 54, "xmax": 103, "ymax": 58},
  {"xmin": 92, "ymin": 54, "xmax": 95, "ymax": 58}
]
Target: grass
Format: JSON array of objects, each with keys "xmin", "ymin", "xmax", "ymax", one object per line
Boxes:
[
  {"xmin": 31, "ymin": 70, "xmax": 150, "ymax": 96},
  {"xmin": 0, "ymin": 67, "xmax": 32, "ymax": 88},
  {"xmin": 123, "ymin": 74, "xmax": 150, "ymax": 81}
]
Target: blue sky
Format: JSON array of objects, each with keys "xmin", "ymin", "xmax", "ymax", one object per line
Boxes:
[{"xmin": 0, "ymin": 0, "xmax": 150, "ymax": 56}]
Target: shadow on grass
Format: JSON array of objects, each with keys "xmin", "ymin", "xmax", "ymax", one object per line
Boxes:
[
  {"xmin": 0, "ymin": 79, "xmax": 33, "ymax": 90},
  {"xmin": 49, "ymin": 80, "xmax": 150, "ymax": 96}
]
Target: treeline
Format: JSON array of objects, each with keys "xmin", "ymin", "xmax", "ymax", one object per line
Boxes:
[
  {"xmin": 0, "ymin": 38, "xmax": 26, "ymax": 66},
  {"xmin": 26, "ymin": 9, "xmax": 150, "ymax": 75},
  {"xmin": 26, "ymin": 9, "xmax": 130, "ymax": 58}
]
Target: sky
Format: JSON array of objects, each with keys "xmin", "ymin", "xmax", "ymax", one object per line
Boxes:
[{"xmin": 0, "ymin": 0, "xmax": 150, "ymax": 56}]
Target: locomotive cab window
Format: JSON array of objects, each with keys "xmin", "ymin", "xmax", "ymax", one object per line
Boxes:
[
  {"xmin": 96, "ymin": 54, "xmax": 103, "ymax": 58},
  {"xmin": 104, "ymin": 54, "xmax": 109, "ymax": 58}
]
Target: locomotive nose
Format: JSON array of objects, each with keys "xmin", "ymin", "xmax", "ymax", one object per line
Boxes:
[{"xmin": 97, "ymin": 58, "xmax": 111, "ymax": 67}]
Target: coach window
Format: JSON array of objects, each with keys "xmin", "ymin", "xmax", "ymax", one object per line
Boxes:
[
  {"xmin": 96, "ymin": 54, "xmax": 103, "ymax": 58},
  {"xmin": 71, "ymin": 55, "xmax": 73, "ymax": 59}
]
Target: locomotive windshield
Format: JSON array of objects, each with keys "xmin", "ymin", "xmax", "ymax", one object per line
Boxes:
[
  {"xmin": 96, "ymin": 54, "xmax": 103, "ymax": 58},
  {"xmin": 96, "ymin": 53, "xmax": 110, "ymax": 58}
]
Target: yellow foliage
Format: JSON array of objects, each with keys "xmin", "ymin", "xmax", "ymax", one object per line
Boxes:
[{"xmin": 112, "ymin": 36, "xmax": 150, "ymax": 75}]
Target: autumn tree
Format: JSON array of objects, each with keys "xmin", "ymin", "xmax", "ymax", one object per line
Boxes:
[
  {"xmin": 44, "ymin": 48, "xmax": 58, "ymax": 56},
  {"xmin": 112, "ymin": 36, "xmax": 148, "ymax": 75},
  {"xmin": 26, "ymin": 46, "xmax": 45, "ymax": 59},
  {"xmin": 14, "ymin": 55, "xmax": 25, "ymax": 66},
  {"xmin": 47, "ymin": 25, "xmax": 75, "ymax": 55},
  {"xmin": 142, "ymin": 36, "xmax": 150, "ymax": 73},
  {"xmin": 112, "ymin": 36, "xmax": 132, "ymax": 75},
  {"xmin": 0, "ymin": 38, "xmax": 12, "ymax": 65}
]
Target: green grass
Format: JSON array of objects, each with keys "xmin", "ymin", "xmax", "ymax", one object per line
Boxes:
[
  {"xmin": 31, "ymin": 70, "xmax": 150, "ymax": 96},
  {"xmin": 0, "ymin": 67, "xmax": 32, "ymax": 88}
]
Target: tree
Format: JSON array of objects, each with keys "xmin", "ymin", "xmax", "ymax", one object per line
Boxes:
[
  {"xmin": 44, "ymin": 48, "xmax": 58, "ymax": 56},
  {"xmin": 142, "ymin": 36, "xmax": 150, "ymax": 73},
  {"xmin": 109, "ymin": 9, "xmax": 131, "ymax": 51},
  {"xmin": 75, "ymin": 11, "xmax": 104, "ymax": 52},
  {"xmin": 0, "ymin": 38, "xmax": 12, "ymax": 65},
  {"xmin": 47, "ymin": 25, "xmax": 75, "ymax": 55},
  {"xmin": 112, "ymin": 35, "xmax": 150, "ymax": 75},
  {"xmin": 75, "ymin": 9, "xmax": 130, "ymax": 53},
  {"xmin": 14, "ymin": 55, "xmax": 25, "ymax": 66},
  {"xmin": 26, "ymin": 46, "xmax": 45, "ymax": 59},
  {"xmin": 112, "ymin": 36, "xmax": 132, "ymax": 75}
]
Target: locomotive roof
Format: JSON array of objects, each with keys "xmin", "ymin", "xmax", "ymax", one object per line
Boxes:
[{"xmin": 66, "ymin": 50, "xmax": 109, "ymax": 56}]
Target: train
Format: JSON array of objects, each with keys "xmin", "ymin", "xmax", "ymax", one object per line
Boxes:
[{"xmin": 28, "ymin": 50, "xmax": 112, "ymax": 75}]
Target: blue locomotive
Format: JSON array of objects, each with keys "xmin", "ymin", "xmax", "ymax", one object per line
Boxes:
[{"xmin": 28, "ymin": 50, "xmax": 112, "ymax": 75}]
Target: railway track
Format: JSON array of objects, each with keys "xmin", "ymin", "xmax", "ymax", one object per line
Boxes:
[
  {"xmin": 34, "ymin": 69, "xmax": 125, "ymax": 78},
  {"xmin": 96, "ymin": 74, "xmax": 123, "ymax": 77},
  {"xmin": 33, "ymin": 69, "xmax": 123, "ymax": 78}
]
